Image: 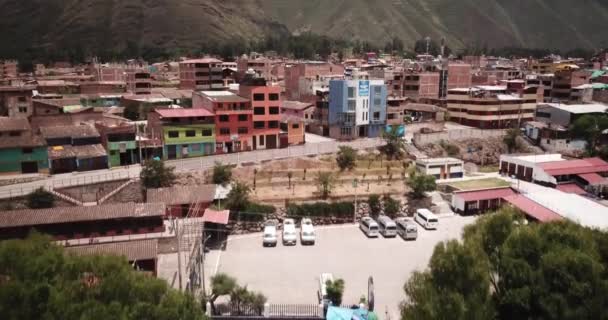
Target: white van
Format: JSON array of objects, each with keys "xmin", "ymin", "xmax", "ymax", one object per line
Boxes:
[
  {"xmin": 377, "ymin": 215, "xmax": 397, "ymax": 238},
  {"xmin": 395, "ymin": 218, "xmax": 418, "ymax": 240},
  {"xmin": 318, "ymin": 273, "xmax": 334, "ymax": 305},
  {"xmin": 300, "ymin": 218, "xmax": 316, "ymax": 245},
  {"xmin": 263, "ymin": 221, "xmax": 278, "ymax": 247},
  {"xmin": 282, "ymin": 218, "xmax": 297, "ymax": 245},
  {"xmin": 415, "ymin": 209, "xmax": 438, "ymax": 230},
  {"xmin": 359, "ymin": 217, "xmax": 379, "ymax": 237}
]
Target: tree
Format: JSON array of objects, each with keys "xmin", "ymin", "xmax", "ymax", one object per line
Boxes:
[
  {"xmin": 570, "ymin": 114, "xmax": 608, "ymax": 156},
  {"xmin": 336, "ymin": 146, "xmax": 357, "ymax": 171},
  {"xmin": 326, "ymin": 278, "xmax": 345, "ymax": 306},
  {"xmin": 401, "ymin": 208, "xmax": 608, "ymax": 320},
  {"xmin": 316, "ymin": 172, "xmax": 335, "ymax": 199},
  {"xmin": 225, "ymin": 182, "xmax": 251, "ymax": 211},
  {"xmin": 0, "ymin": 234, "xmax": 205, "ymax": 320},
  {"xmin": 381, "ymin": 126, "xmax": 405, "ymax": 159},
  {"xmin": 213, "ymin": 162, "xmax": 233, "ymax": 186},
  {"xmin": 368, "ymin": 195, "xmax": 381, "ymax": 216},
  {"xmin": 383, "ymin": 194, "xmax": 400, "ymax": 217},
  {"xmin": 407, "ymin": 172, "xmax": 436, "ymax": 198},
  {"xmin": 26, "ymin": 187, "xmax": 55, "ymax": 209},
  {"xmin": 287, "ymin": 172, "xmax": 293, "ymax": 188},
  {"xmin": 140, "ymin": 159, "xmax": 176, "ymax": 189},
  {"xmin": 253, "ymin": 168, "xmax": 258, "ymax": 190},
  {"xmin": 503, "ymin": 128, "xmax": 521, "ymax": 153}
]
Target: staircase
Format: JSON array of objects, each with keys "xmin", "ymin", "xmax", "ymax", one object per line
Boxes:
[
  {"xmin": 47, "ymin": 188, "xmax": 84, "ymax": 206},
  {"xmin": 97, "ymin": 179, "xmax": 136, "ymax": 204}
]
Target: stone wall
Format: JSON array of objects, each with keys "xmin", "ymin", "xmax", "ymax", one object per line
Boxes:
[{"xmin": 413, "ymin": 128, "xmax": 507, "ymax": 146}]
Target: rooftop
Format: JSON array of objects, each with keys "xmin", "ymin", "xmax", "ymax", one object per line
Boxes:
[
  {"xmin": 501, "ymin": 153, "xmax": 564, "ymax": 164},
  {"xmin": 66, "ymin": 239, "xmax": 158, "ymax": 261},
  {"xmin": 146, "ymin": 184, "xmax": 216, "ymax": 205},
  {"xmin": 181, "ymin": 58, "xmax": 222, "ymax": 64},
  {"xmin": 538, "ymin": 157, "xmax": 608, "ymax": 176},
  {"xmin": 0, "ymin": 134, "xmax": 46, "ymax": 149},
  {"xmin": 47, "ymin": 144, "xmax": 107, "ymax": 160},
  {"xmin": 416, "ymin": 157, "xmax": 463, "ymax": 165},
  {"xmin": 40, "ymin": 124, "xmax": 100, "ymax": 139},
  {"xmin": 453, "ymin": 187, "xmax": 515, "ymax": 202},
  {"xmin": 199, "ymin": 91, "xmax": 249, "ymax": 103},
  {"xmin": 281, "ymin": 101, "xmax": 314, "ymax": 111},
  {"xmin": 155, "ymin": 108, "xmax": 214, "ymax": 118},
  {"xmin": 503, "ymin": 194, "xmax": 563, "ymax": 223},
  {"xmin": 0, "ymin": 117, "xmax": 30, "ymax": 132},
  {"xmin": 0, "ymin": 202, "xmax": 165, "ymax": 228},
  {"xmin": 542, "ymin": 103, "xmax": 608, "ymax": 114}
]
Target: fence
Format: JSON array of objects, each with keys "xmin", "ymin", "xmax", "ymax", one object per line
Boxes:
[
  {"xmin": 212, "ymin": 303, "xmax": 323, "ymax": 319},
  {"xmin": 413, "ymin": 129, "xmax": 507, "ymax": 146}
]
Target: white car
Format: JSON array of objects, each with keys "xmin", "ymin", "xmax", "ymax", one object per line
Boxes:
[
  {"xmin": 263, "ymin": 220, "xmax": 278, "ymax": 247},
  {"xmin": 300, "ymin": 218, "xmax": 316, "ymax": 245},
  {"xmin": 282, "ymin": 218, "xmax": 297, "ymax": 245}
]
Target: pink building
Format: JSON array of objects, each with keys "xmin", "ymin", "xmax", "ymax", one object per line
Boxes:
[
  {"xmin": 285, "ymin": 62, "xmax": 345, "ymax": 100},
  {"xmin": 239, "ymin": 77, "xmax": 282, "ymax": 150},
  {"xmin": 179, "ymin": 58, "xmax": 225, "ymax": 91}
]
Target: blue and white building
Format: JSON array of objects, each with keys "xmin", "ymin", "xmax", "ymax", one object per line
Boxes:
[{"xmin": 328, "ymin": 78, "xmax": 387, "ymax": 140}]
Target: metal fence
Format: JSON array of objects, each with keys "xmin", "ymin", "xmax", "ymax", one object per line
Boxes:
[{"xmin": 213, "ymin": 303, "xmax": 323, "ymax": 318}]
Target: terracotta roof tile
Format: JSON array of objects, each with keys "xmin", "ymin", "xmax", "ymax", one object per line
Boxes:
[
  {"xmin": 40, "ymin": 124, "xmax": 100, "ymax": 139},
  {"xmin": 66, "ymin": 239, "xmax": 158, "ymax": 261},
  {"xmin": 147, "ymin": 185, "xmax": 216, "ymax": 205},
  {"xmin": 0, "ymin": 117, "xmax": 30, "ymax": 132}
]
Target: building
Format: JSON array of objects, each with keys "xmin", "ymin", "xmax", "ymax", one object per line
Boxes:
[
  {"xmin": 451, "ymin": 187, "xmax": 515, "ymax": 215},
  {"xmin": 0, "ymin": 118, "xmax": 48, "ymax": 174},
  {"xmin": 193, "ymin": 91, "xmax": 253, "ymax": 153},
  {"xmin": 0, "ymin": 85, "xmax": 35, "ymax": 118},
  {"xmin": 147, "ymin": 108, "xmax": 215, "ymax": 160},
  {"xmin": 79, "ymin": 81, "xmax": 127, "ymax": 95},
  {"xmin": 285, "ymin": 62, "xmax": 344, "ymax": 100},
  {"xmin": 328, "ymin": 79, "xmax": 387, "ymax": 140},
  {"xmin": 179, "ymin": 58, "xmax": 225, "ymax": 91},
  {"xmin": 0, "ymin": 202, "xmax": 165, "ymax": 240},
  {"xmin": 95, "ymin": 121, "xmax": 138, "ymax": 167},
  {"xmin": 535, "ymin": 103, "xmax": 608, "ymax": 127},
  {"xmin": 551, "ymin": 69, "xmax": 592, "ymax": 102},
  {"xmin": 403, "ymin": 72, "xmax": 440, "ymax": 100},
  {"xmin": 280, "ymin": 114, "xmax": 306, "ymax": 146},
  {"xmin": 239, "ymin": 77, "xmax": 282, "ymax": 149},
  {"xmin": 126, "ymin": 69, "xmax": 152, "ymax": 95},
  {"xmin": 146, "ymin": 184, "xmax": 216, "ymax": 217},
  {"xmin": 499, "ymin": 154, "xmax": 608, "ymax": 193},
  {"xmin": 236, "ymin": 56, "xmax": 285, "ymax": 81},
  {"xmin": 40, "ymin": 124, "xmax": 108, "ymax": 174},
  {"xmin": 439, "ymin": 63, "xmax": 472, "ymax": 98},
  {"xmin": 121, "ymin": 94, "xmax": 173, "ymax": 120},
  {"xmin": 66, "ymin": 239, "xmax": 159, "ymax": 275},
  {"xmin": 0, "ymin": 60, "xmax": 18, "ymax": 78},
  {"xmin": 415, "ymin": 157, "xmax": 464, "ymax": 179},
  {"xmin": 446, "ymin": 85, "xmax": 538, "ymax": 129}
]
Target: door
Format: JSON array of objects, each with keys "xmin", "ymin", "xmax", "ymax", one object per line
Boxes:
[
  {"xmin": 21, "ymin": 161, "xmax": 38, "ymax": 174},
  {"xmin": 266, "ymin": 134, "xmax": 277, "ymax": 149},
  {"xmin": 119, "ymin": 152, "xmax": 131, "ymax": 166},
  {"xmin": 167, "ymin": 145, "xmax": 177, "ymax": 159}
]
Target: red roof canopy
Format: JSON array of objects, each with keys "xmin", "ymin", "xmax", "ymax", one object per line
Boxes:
[
  {"xmin": 155, "ymin": 108, "xmax": 214, "ymax": 118},
  {"xmin": 454, "ymin": 187, "xmax": 515, "ymax": 202},
  {"xmin": 556, "ymin": 183, "xmax": 587, "ymax": 195},
  {"xmin": 577, "ymin": 173, "xmax": 608, "ymax": 185},
  {"xmin": 503, "ymin": 195, "xmax": 563, "ymax": 223},
  {"xmin": 539, "ymin": 158, "xmax": 608, "ymax": 176},
  {"xmin": 202, "ymin": 209, "xmax": 229, "ymax": 225}
]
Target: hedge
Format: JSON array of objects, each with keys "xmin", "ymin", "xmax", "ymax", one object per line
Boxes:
[
  {"xmin": 286, "ymin": 201, "xmax": 354, "ymax": 218},
  {"xmin": 229, "ymin": 201, "xmax": 276, "ymax": 222}
]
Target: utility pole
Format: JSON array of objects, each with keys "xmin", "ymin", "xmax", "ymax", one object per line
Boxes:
[
  {"xmin": 176, "ymin": 219, "xmax": 183, "ymax": 291},
  {"xmin": 136, "ymin": 122, "xmax": 143, "ymax": 164},
  {"xmin": 353, "ymin": 178, "xmax": 359, "ymax": 223}
]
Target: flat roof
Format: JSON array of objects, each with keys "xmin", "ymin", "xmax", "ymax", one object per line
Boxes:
[
  {"xmin": 198, "ymin": 91, "xmax": 249, "ymax": 103},
  {"xmin": 0, "ymin": 202, "xmax": 165, "ymax": 228},
  {"xmin": 0, "ymin": 117, "xmax": 30, "ymax": 132},
  {"xmin": 282, "ymin": 100, "xmax": 314, "ymax": 111},
  {"xmin": 503, "ymin": 194, "xmax": 563, "ymax": 223},
  {"xmin": 66, "ymin": 239, "xmax": 158, "ymax": 261},
  {"xmin": 542, "ymin": 103, "xmax": 608, "ymax": 114},
  {"xmin": 155, "ymin": 108, "xmax": 214, "ymax": 118},
  {"xmin": 416, "ymin": 157, "xmax": 463, "ymax": 165},
  {"xmin": 501, "ymin": 153, "xmax": 564, "ymax": 164}
]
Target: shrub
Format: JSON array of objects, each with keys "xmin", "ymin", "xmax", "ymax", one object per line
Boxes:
[
  {"xmin": 286, "ymin": 201, "xmax": 354, "ymax": 219},
  {"xmin": 336, "ymin": 146, "xmax": 357, "ymax": 171},
  {"xmin": 213, "ymin": 162, "xmax": 233, "ymax": 185},
  {"xmin": 26, "ymin": 187, "xmax": 55, "ymax": 209}
]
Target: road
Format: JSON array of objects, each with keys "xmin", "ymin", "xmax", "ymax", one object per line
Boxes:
[{"xmin": 0, "ymin": 138, "xmax": 383, "ymax": 199}]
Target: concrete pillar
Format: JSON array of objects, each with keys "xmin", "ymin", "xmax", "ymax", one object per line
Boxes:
[
  {"xmin": 205, "ymin": 302, "xmax": 212, "ymax": 317},
  {"xmin": 263, "ymin": 302, "xmax": 270, "ymax": 317}
]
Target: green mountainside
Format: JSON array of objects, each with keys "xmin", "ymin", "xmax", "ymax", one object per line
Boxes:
[{"xmin": 1, "ymin": 0, "xmax": 607, "ymax": 59}]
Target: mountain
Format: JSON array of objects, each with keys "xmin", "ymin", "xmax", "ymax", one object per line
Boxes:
[{"xmin": 1, "ymin": 0, "xmax": 607, "ymax": 60}]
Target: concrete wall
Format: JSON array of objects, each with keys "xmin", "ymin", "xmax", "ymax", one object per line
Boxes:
[{"xmin": 413, "ymin": 128, "xmax": 507, "ymax": 146}]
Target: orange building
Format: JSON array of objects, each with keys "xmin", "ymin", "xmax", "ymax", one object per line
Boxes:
[{"xmin": 239, "ymin": 77, "xmax": 282, "ymax": 150}]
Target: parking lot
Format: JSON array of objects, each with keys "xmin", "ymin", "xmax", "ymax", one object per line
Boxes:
[{"xmin": 213, "ymin": 215, "xmax": 476, "ymax": 319}]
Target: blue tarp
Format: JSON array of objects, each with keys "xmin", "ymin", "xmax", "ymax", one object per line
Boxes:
[{"xmin": 326, "ymin": 307, "xmax": 378, "ymax": 320}]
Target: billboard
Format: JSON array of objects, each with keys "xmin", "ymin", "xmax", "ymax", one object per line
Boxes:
[{"xmin": 358, "ymin": 81, "xmax": 370, "ymax": 97}]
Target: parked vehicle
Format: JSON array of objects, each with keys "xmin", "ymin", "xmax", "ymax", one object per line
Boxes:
[
  {"xmin": 318, "ymin": 273, "xmax": 334, "ymax": 305},
  {"xmin": 414, "ymin": 209, "xmax": 438, "ymax": 230},
  {"xmin": 282, "ymin": 218, "xmax": 297, "ymax": 245},
  {"xmin": 300, "ymin": 218, "xmax": 316, "ymax": 245},
  {"xmin": 263, "ymin": 220, "xmax": 278, "ymax": 247},
  {"xmin": 359, "ymin": 216, "xmax": 379, "ymax": 237},
  {"xmin": 395, "ymin": 217, "xmax": 418, "ymax": 240},
  {"xmin": 376, "ymin": 215, "xmax": 397, "ymax": 238}
]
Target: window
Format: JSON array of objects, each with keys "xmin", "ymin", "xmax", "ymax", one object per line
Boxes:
[
  {"xmin": 22, "ymin": 148, "xmax": 33, "ymax": 154},
  {"xmin": 168, "ymin": 131, "xmax": 179, "ymax": 138},
  {"xmin": 18, "ymin": 96, "xmax": 26, "ymax": 102},
  {"xmin": 18, "ymin": 107, "xmax": 27, "ymax": 113},
  {"xmin": 269, "ymin": 93, "xmax": 279, "ymax": 101},
  {"xmin": 219, "ymin": 115, "xmax": 229, "ymax": 122},
  {"xmin": 259, "ymin": 135, "xmax": 265, "ymax": 145},
  {"xmin": 253, "ymin": 93, "xmax": 265, "ymax": 101},
  {"xmin": 305, "ymin": 114, "xmax": 309, "ymax": 119},
  {"xmin": 238, "ymin": 127, "xmax": 248, "ymax": 134},
  {"xmin": 238, "ymin": 114, "xmax": 248, "ymax": 121},
  {"xmin": 185, "ymin": 130, "xmax": 196, "ymax": 137},
  {"xmin": 373, "ymin": 112, "xmax": 380, "ymax": 121},
  {"xmin": 292, "ymin": 123, "xmax": 300, "ymax": 129},
  {"xmin": 388, "ymin": 113, "xmax": 396, "ymax": 120},
  {"xmin": 373, "ymin": 98, "xmax": 382, "ymax": 107},
  {"xmin": 220, "ymin": 128, "xmax": 230, "ymax": 135},
  {"xmin": 347, "ymin": 100, "xmax": 356, "ymax": 111},
  {"xmin": 254, "ymin": 121, "xmax": 265, "ymax": 129},
  {"xmin": 347, "ymin": 87, "xmax": 355, "ymax": 98},
  {"xmin": 340, "ymin": 127, "xmax": 352, "ymax": 136},
  {"xmin": 254, "ymin": 107, "xmax": 265, "ymax": 115},
  {"xmin": 374, "ymin": 86, "xmax": 382, "ymax": 96},
  {"xmin": 191, "ymin": 144, "xmax": 201, "ymax": 152},
  {"xmin": 9, "ymin": 131, "xmax": 20, "ymax": 137},
  {"xmin": 268, "ymin": 121, "xmax": 279, "ymax": 129},
  {"xmin": 202, "ymin": 129, "xmax": 213, "ymax": 136},
  {"xmin": 280, "ymin": 123, "xmax": 288, "ymax": 131},
  {"xmin": 269, "ymin": 107, "xmax": 279, "ymax": 115}
]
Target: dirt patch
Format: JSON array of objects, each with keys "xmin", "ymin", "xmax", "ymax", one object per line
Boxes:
[
  {"xmin": 420, "ymin": 136, "xmax": 536, "ymax": 165},
  {"xmin": 102, "ymin": 181, "xmax": 144, "ymax": 204}
]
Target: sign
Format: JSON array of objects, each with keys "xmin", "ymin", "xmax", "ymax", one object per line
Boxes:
[{"xmin": 358, "ymin": 80, "xmax": 370, "ymax": 97}]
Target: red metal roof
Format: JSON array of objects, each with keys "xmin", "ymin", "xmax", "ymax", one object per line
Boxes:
[
  {"xmin": 202, "ymin": 209, "xmax": 229, "ymax": 225},
  {"xmin": 155, "ymin": 108, "xmax": 214, "ymax": 118},
  {"xmin": 503, "ymin": 195, "xmax": 563, "ymax": 223},
  {"xmin": 454, "ymin": 187, "xmax": 515, "ymax": 202},
  {"xmin": 577, "ymin": 173, "xmax": 607, "ymax": 185},
  {"xmin": 539, "ymin": 158, "xmax": 608, "ymax": 176},
  {"xmin": 180, "ymin": 58, "xmax": 222, "ymax": 64},
  {"xmin": 556, "ymin": 183, "xmax": 587, "ymax": 195}
]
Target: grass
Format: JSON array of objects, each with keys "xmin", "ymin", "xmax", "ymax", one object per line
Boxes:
[
  {"xmin": 447, "ymin": 178, "xmax": 511, "ymax": 191},
  {"xmin": 478, "ymin": 165, "xmax": 500, "ymax": 173}
]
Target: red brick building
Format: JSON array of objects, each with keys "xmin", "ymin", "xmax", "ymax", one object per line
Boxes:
[
  {"xmin": 285, "ymin": 62, "xmax": 344, "ymax": 100},
  {"xmin": 0, "ymin": 85, "xmax": 35, "ymax": 118},
  {"xmin": 193, "ymin": 90, "xmax": 254, "ymax": 153},
  {"xmin": 403, "ymin": 72, "xmax": 440, "ymax": 100},
  {"xmin": 239, "ymin": 77, "xmax": 282, "ymax": 150},
  {"xmin": 179, "ymin": 58, "xmax": 225, "ymax": 91}
]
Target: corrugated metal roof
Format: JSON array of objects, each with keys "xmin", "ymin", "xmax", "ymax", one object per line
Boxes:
[
  {"xmin": 539, "ymin": 158, "xmax": 608, "ymax": 176},
  {"xmin": 202, "ymin": 209, "xmax": 229, "ymax": 225},
  {"xmin": 0, "ymin": 117, "xmax": 30, "ymax": 132},
  {"xmin": 146, "ymin": 185, "xmax": 215, "ymax": 205},
  {"xmin": 40, "ymin": 124, "xmax": 100, "ymax": 139},
  {"xmin": 0, "ymin": 202, "xmax": 165, "ymax": 228},
  {"xmin": 503, "ymin": 195, "xmax": 563, "ymax": 223},
  {"xmin": 577, "ymin": 173, "xmax": 608, "ymax": 185},
  {"xmin": 556, "ymin": 183, "xmax": 587, "ymax": 195},
  {"xmin": 155, "ymin": 108, "xmax": 214, "ymax": 118},
  {"xmin": 453, "ymin": 187, "xmax": 515, "ymax": 202},
  {"xmin": 66, "ymin": 239, "xmax": 158, "ymax": 261}
]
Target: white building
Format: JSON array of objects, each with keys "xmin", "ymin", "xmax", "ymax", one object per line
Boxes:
[{"xmin": 415, "ymin": 157, "xmax": 464, "ymax": 179}]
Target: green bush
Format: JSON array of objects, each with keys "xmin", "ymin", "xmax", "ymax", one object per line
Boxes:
[
  {"xmin": 26, "ymin": 187, "xmax": 55, "ymax": 209},
  {"xmin": 229, "ymin": 201, "xmax": 275, "ymax": 222},
  {"xmin": 286, "ymin": 201, "xmax": 354, "ymax": 218}
]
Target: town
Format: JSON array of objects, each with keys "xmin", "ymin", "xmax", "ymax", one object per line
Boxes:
[{"xmin": 1, "ymin": 43, "xmax": 608, "ymax": 320}]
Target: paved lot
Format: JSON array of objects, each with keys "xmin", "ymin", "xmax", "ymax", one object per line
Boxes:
[{"xmin": 215, "ymin": 215, "xmax": 477, "ymax": 319}]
